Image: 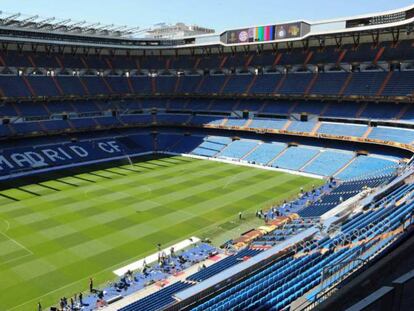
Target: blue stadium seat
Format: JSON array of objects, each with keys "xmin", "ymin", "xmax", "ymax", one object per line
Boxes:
[
  {"xmin": 368, "ymin": 126, "xmax": 414, "ymax": 144},
  {"xmin": 303, "ymin": 150, "xmax": 354, "ymax": 176},
  {"xmin": 218, "ymin": 140, "xmax": 258, "ymax": 159},
  {"xmin": 271, "ymin": 146, "xmax": 320, "ymax": 170},
  {"xmin": 244, "ymin": 143, "xmax": 287, "ymax": 165},
  {"xmin": 336, "ymin": 156, "xmax": 398, "ymax": 179},
  {"xmin": 318, "ymin": 122, "xmax": 368, "ymax": 137}
]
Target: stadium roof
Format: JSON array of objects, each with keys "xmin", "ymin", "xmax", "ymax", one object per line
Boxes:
[
  {"xmin": 0, "ymin": 10, "xmax": 142, "ymax": 38},
  {"xmin": 217, "ymin": 3, "xmax": 414, "ymax": 46},
  {"xmin": 0, "ymin": 4, "xmax": 413, "ymax": 50}
]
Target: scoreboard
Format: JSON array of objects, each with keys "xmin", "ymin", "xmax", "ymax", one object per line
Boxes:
[{"xmin": 220, "ymin": 22, "xmax": 310, "ymax": 44}]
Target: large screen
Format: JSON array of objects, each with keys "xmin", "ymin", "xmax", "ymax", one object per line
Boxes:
[{"xmin": 221, "ymin": 22, "xmax": 310, "ymax": 44}]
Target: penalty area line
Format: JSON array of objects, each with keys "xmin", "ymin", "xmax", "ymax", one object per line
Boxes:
[{"xmin": 0, "ymin": 230, "xmax": 33, "ymax": 256}]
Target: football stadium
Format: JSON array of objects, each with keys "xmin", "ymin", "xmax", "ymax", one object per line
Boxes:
[{"xmin": 1, "ymin": 2, "xmax": 414, "ymax": 311}]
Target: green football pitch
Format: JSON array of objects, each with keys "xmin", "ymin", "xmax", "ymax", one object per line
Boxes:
[{"xmin": 0, "ymin": 155, "xmax": 322, "ymax": 310}]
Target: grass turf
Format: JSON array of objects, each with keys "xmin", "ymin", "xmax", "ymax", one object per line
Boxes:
[{"xmin": 0, "ymin": 155, "xmax": 322, "ymax": 310}]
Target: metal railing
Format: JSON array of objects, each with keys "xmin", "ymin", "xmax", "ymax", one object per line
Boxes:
[{"xmin": 294, "ymin": 214, "xmax": 412, "ymax": 311}]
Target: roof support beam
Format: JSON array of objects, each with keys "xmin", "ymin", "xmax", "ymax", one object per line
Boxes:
[
  {"xmin": 45, "ymin": 45, "xmax": 53, "ymax": 54},
  {"xmin": 16, "ymin": 43, "xmax": 24, "ymax": 53},
  {"xmin": 66, "ymin": 21, "xmax": 87, "ymax": 31},
  {"xmin": 18, "ymin": 15, "xmax": 39, "ymax": 27},
  {"xmin": 35, "ymin": 17, "xmax": 55, "ymax": 27},
  {"xmin": 371, "ymin": 31, "xmax": 380, "ymax": 47},
  {"xmin": 1, "ymin": 42, "xmax": 9, "ymax": 51},
  {"xmin": 1, "ymin": 13, "xmax": 21, "ymax": 25},
  {"xmin": 51, "ymin": 19, "xmax": 72, "ymax": 30},
  {"xmin": 123, "ymin": 27, "xmax": 140, "ymax": 35},
  {"xmin": 58, "ymin": 45, "xmax": 65, "ymax": 54},
  {"xmin": 31, "ymin": 43, "xmax": 39, "ymax": 53},
  {"xmin": 83, "ymin": 23, "xmax": 101, "ymax": 33},
  {"xmin": 352, "ymin": 33, "xmax": 360, "ymax": 48},
  {"xmin": 286, "ymin": 41, "xmax": 293, "ymax": 52},
  {"xmin": 70, "ymin": 46, "xmax": 78, "ymax": 55},
  {"xmin": 316, "ymin": 37, "xmax": 325, "ymax": 49},
  {"xmin": 334, "ymin": 36, "xmax": 343, "ymax": 49},
  {"xmin": 94, "ymin": 24, "xmax": 114, "ymax": 32},
  {"xmin": 255, "ymin": 44, "xmax": 263, "ymax": 54},
  {"xmin": 391, "ymin": 28, "xmax": 400, "ymax": 45},
  {"xmin": 82, "ymin": 47, "xmax": 91, "ymax": 56},
  {"xmin": 302, "ymin": 38, "xmax": 310, "ymax": 50}
]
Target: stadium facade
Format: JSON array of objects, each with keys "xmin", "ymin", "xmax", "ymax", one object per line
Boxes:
[{"xmin": 0, "ymin": 3, "xmax": 414, "ymax": 311}]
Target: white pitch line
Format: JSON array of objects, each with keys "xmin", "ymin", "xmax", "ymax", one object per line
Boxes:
[
  {"xmin": 0, "ymin": 231, "xmax": 33, "ymax": 255},
  {"xmin": 0, "ymin": 219, "xmax": 10, "ymax": 232},
  {"xmin": 7, "ymin": 199, "xmax": 250, "ymax": 311},
  {"xmin": 0, "ymin": 253, "xmax": 32, "ymax": 267},
  {"xmin": 223, "ymin": 172, "xmax": 240, "ymax": 189},
  {"xmin": 6, "ymin": 234, "xmax": 198, "ymax": 311}
]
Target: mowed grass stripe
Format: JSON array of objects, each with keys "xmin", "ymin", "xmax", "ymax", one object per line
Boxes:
[
  {"xmin": 4, "ymin": 163, "xmax": 268, "ymax": 254},
  {"xmin": 4, "ymin": 167, "xmax": 300, "ymax": 255},
  {"xmin": 0, "ymin": 157, "xmax": 203, "ymax": 213},
  {"xmin": 4, "ymin": 170, "xmax": 300, "ymax": 282},
  {"xmin": 4, "ymin": 174, "xmax": 314, "ymax": 309},
  {"xmin": 0, "ymin": 157, "xmax": 213, "ymax": 306},
  {"xmin": 4, "ymin": 159, "xmax": 236, "ymax": 229},
  {"xmin": 0, "ymin": 160, "xmax": 229, "ymax": 231},
  {"xmin": 1, "ymin": 162, "xmax": 286, "ymax": 258},
  {"xmin": 0, "ymin": 156, "xmax": 322, "ymax": 310},
  {"xmin": 27, "ymin": 166, "xmax": 262, "ymax": 232},
  {"xmin": 0, "ymin": 160, "xmax": 243, "ymax": 270}
]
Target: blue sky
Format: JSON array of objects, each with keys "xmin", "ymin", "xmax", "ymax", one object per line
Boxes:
[{"xmin": 0, "ymin": 0, "xmax": 413, "ymax": 32}]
